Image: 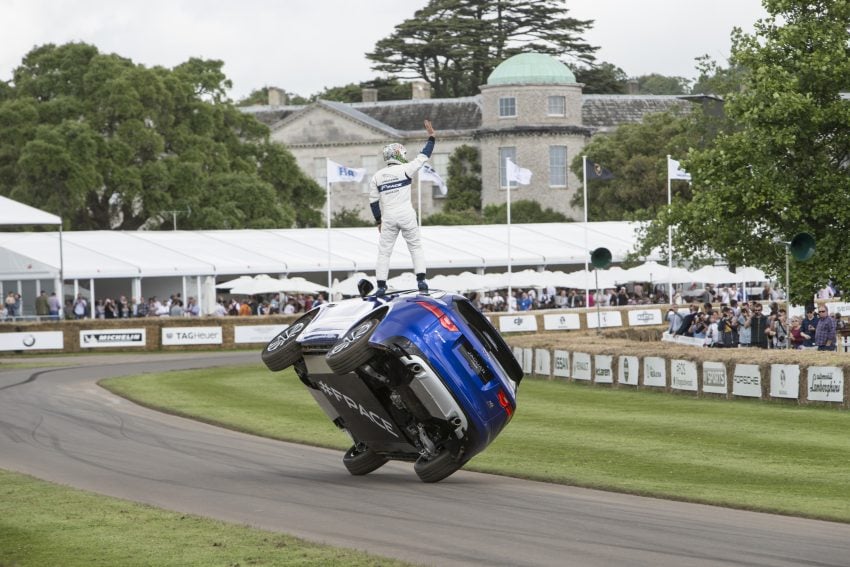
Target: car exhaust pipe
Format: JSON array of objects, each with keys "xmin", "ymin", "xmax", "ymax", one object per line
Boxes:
[
  {"xmin": 409, "ymin": 363, "xmax": 423, "ymax": 374},
  {"xmin": 450, "ymin": 416, "xmax": 463, "ymax": 428}
]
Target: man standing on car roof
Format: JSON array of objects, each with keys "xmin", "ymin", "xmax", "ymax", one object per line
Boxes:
[{"xmin": 369, "ymin": 120, "xmax": 436, "ymax": 297}]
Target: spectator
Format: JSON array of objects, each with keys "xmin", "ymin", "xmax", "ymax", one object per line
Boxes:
[
  {"xmin": 73, "ymin": 294, "xmax": 87, "ymax": 319},
  {"xmin": 767, "ymin": 310, "xmax": 788, "ymax": 349},
  {"xmin": 5, "ymin": 292, "xmax": 18, "ymax": 318},
  {"xmin": 47, "ymin": 292, "xmax": 61, "ymax": 320},
  {"xmin": 801, "ymin": 308, "xmax": 819, "ymax": 348},
  {"xmin": 704, "ymin": 311, "xmax": 720, "ymax": 347},
  {"xmin": 676, "ymin": 304, "xmax": 700, "ymax": 336},
  {"xmin": 817, "ymin": 284, "xmax": 835, "ymax": 300},
  {"xmin": 745, "ymin": 302, "xmax": 770, "ymax": 349},
  {"xmin": 118, "ymin": 296, "xmax": 130, "ymax": 318},
  {"xmin": 834, "ymin": 312, "xmax": 846, "ymax": 333},
  {"xmin": 213, "ymin": 297, "xmax": 227, "ymax": 317},
  {"xmin": 169, "ymin": 299, "xmax": 184, "ymax": 317},
  {"xmin": 737, "ymin": 307, "xmax": 752, "ymax": 347},
  {"xmin": 789, "ymin": 316, "xmax": 806, "ymax": 349},
  {"xmin": 94, "ymin": 299, "xmax": 105, "ymax": 319},
  {"xmin": 666, "ymin": 306, "xmax": 684, "ymax": 335},
  {"xmin": 186, "ymin": 297, "xmax": 201, "ymax": 317},
  {"xmin": 35, "ymin": 291, "xmax": 49, "ymax": 318},
  {"xmin": 136, "ymin": 298, "xmax": 149, "ymax": 318},
  {"xmin": 103, "ymin": 298, "xmax": 117, "ymax": 319},
  {"xmin": 716, "ymin": 307, "xmax": 737, "ymax": 348},
  {"xmin": 689, "ymin": 312, "xmax": 708, "ymax": 340},
  {"xmin": 815, "ymin": 305, "xmax": 837, "ymax": 351},
  {"xmin": 517, "ymin": 291, "xmax": 532, "ymax": 311}
]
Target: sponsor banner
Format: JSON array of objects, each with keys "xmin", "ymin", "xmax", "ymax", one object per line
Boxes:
[
  {"xmin": 702, "ymin": 362, "xmax": 728, "ymax": 395},
  {"xmin": 661, "ymin": 332, "xmax": 706, "ymax": 347},
  {"xmin": 618, "ymin": 355, "xmax": 639, "ymax": 386},
  {"xmin": 825, "ymin": 302, "xmax": 850, "ymax": 317},
  {"xmin": 643, "ymin": 357, "xmax": 666, "ymax": 388},
  {"xmin": 499, "ymin": 315, "xmax": 538, "ymax": 333},
  {"xmin": 585, "ymin": 310, "xmax": 623, "ymax": 329},
  {"xmin": 0, "ymin": 331, "xmax": 64, "ymax": 351},
  {"xmin": 628, "ymin": 309, "xmax": 663, "ymax": 326},
  {"xmin": 572, "ymin": 352, "xmax": 591, "ymax": 381},
  {"xmin": 807, "ymin": 366, "xmax": 844, "ymax": 403},
  {"xmin": 543, "ymin": 313, "xmax": 581, "ymax": 331},
  {"xmin": 512, "ymin": 346, "xmax": 524, "ymax": 367},
  {"xmin": 80, "ymin": 329, "xmax": 146, "ymax": 348},
  {"xmin": 770, "ymin": 364, "xmax": 800, "ymax": 399},
  {"xmin": 733, "ymin": 364, "xmax": 762, "ymax": 398},
  {"xmin": 162, "ymin": 326, "xmax": 222, "ymax": 346},
  {"xmin": 594, "ymin": 354, "xmax": 613, "ymax": 384},
  {"xmin": 553, "ymin": 350, "xmax": 570, "ymax": 378},
  {"xmin": 521, "ymin": 348, "xmax": 533, "ymax": 374},
  {"xmin": 671, "ymin": 359, "xmax": 698, "ymax": 391},
  {"xmin": 534, "ymin": 349, "xmax": 551, "ymax": 377},
  {"xmin": 234, "ymin": 324, "xmax": 289, "ymax": 344}
]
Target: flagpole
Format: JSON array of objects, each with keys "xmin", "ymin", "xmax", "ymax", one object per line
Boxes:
[
  {"xmin": 506, "ymin": 158, "xmax": 513, "ymax": 313},
  {"xmin": 582, "ymin": 155, "xmax": 589, "ymax": 307},
  {"xmin": 326, "ymin": 159, "xmax": 332, "ymax": 291},
  {"xmin": 666, "ymin": 154, "xmax": 673, "ymax": 303}
]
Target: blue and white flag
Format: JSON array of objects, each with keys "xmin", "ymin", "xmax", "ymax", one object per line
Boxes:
[
  {"xmin": 667, "ymin": 157, "xmax": 691, "ymax": 181},
  {"xmin": 326, "ymin": 159, "xmax": 366, "ymax": 183},
  {"xmin": 420, "ymin": 163, "xmax": 447, "ymax": 195}
]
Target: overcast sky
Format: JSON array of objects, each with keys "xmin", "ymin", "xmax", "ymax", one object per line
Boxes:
[{"xmin": 4, "ymin": 0, "xmax": 768, "ymax": 100}]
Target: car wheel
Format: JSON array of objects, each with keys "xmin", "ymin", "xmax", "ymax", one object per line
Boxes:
[
  {"xmin": 326, "ymin": 318, "xmax": 380, "ymax": 374},
  {"xmin": 343, "ymin": 444, "xmax": 388, "ymax": 476},
  {"xmin": 414, "ymin": 449, "xmax": 461, "ymax": 483},
  {"xmin": 261, "ymin": 310, "xmax": 317, "ymax": 372}
]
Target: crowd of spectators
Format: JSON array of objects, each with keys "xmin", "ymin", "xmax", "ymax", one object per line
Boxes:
[{"xmin": 666, "ymin": 298, "xmax": 847, "ymax": 351}]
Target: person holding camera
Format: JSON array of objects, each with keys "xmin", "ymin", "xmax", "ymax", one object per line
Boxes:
[
  {"xmin": 767, "ymin": 309, "xmax": 789, "ymax": 349},
  {"xmin": 745, "ymin": 302, "xmax": 770, "ymax": 348},
  {"xmin": 716, "ymin": 306, "xmax": 737, "ymax": 348}
]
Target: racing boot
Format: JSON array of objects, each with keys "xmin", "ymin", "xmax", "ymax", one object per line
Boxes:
[
  {"xmin": 376, "ymin": 280, "xmax": 387, "ymax": 297},
  {"xmin": 416, "ymin": 274, "xmax": 429, "ymax": 293}
]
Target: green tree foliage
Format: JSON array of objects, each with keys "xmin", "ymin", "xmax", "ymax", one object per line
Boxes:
[
  {"xmin": 312, "ymin": 77, "xmax": 412, "ymax": 103},
  {"xmin": 690, "ymin": 55, "xmax": 748, "ymax": 95},
  {"xmin": 569, "ymin": 110, "xmax": 696, "ymax": 221},
  {"xmin": 574, "ymin": 62, "xmax": 628, "ymax": 94},
  {"xmin": 639, "ymin": 0, "xmax": 850, "ymax": 301},
  {"xmin": 0, "ymin": 42, "xmax": 324, "ymax": 230},
  {"xmin": 443, "ymin": 144, "xmax": 482, "ymax": 211},
  {"xmin": 482, "ymin": 200, "xmax": 570, "ymax": 223},
  {"xmin": 332, "ymin": 207, "xmax": 373, "ymax": 227},
  {"xmin": 367, "ymin": 0, "xmax": 597, "ymax": 98},
  {"xmin": 636, "ymin": 73, "xmax": 691, "ymax": 95}
]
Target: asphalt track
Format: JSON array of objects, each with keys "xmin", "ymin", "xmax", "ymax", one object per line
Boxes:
[{"xmin": 2, "ymin": 352, "xmax": 850, "ymax": 567}]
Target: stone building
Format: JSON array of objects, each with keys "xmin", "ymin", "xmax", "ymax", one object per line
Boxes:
[{"xmin": 243, "ymin": 52, "xmax": 694, "ymax": 223}]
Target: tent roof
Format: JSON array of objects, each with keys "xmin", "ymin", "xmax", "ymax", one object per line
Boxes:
[
  {"xmin": 0, "ymin": 221, "xmax": 655, "ymax": 281},
  {"xmin": 0, "ymin": 196, "xmax": 61, "ymax": 225}
]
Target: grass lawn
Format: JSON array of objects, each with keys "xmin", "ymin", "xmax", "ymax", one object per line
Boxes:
[{"xmin": 0, "ymin": 469, "xmax": 412, "ymax": 567}]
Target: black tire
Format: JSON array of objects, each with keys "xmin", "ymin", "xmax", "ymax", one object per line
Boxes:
[
  {"xmin": 325, "ymin": 318, "xmax": 380, "ymax": 374},
  {"xmin": 261, "ymin": 311, "xmax": 317, "ymax": 372},
  {"xmin": 343, "ymin": 444, "xmax": 388, "ymax": 476},
  {"xmin": 414, "ymin": 449, "xmax": 461, "ymax": 483}
]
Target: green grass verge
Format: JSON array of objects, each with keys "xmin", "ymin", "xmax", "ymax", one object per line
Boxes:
[
  {"xmin": 0, "ymin": 469, "xmax": 411, "ymax": 567},
  {"xmin": 102, "ymin": 365, "xmax": 850, "ymax": 523}
]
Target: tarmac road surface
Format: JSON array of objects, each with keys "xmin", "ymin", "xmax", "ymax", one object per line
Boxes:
[{"xmin": 1, "ymin": 352, "xmax": 849, "ymax": 567}]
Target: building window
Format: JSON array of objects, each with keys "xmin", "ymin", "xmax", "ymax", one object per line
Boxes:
[
  {"xmin": 361, "ymin": 155, "xmax": 377, "ymax": 193},
  {"xmin": 499, "ymin": 97, "xmax": 516, "ymax": 118},
  {"xmin": 430, "ymin": 153, "xmax": 449, "ymax": 199},
  {"xmin": 549, "ymin": 146, "xmax": 568, "ymax": 187},
  {"xmin": 547, "ymin": 95, "xmax": 566, "ymax": 116},
  {"xmin": 499, "ymin": 147, "xmax": 517, "ymax": 188}
]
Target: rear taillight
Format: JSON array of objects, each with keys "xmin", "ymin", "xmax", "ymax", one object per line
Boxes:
[
  {"xmin": 497, "ymin": 389, "xmax": 514, "ymax": 418},
  {"xmin": 415, "ymin": 300, "xmax": 458, "ymax": 332}
]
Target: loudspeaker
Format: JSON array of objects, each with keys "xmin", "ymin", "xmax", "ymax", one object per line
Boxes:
[
  {"xmin": 789, "ymin": 232, "xmax": 815, "ymax": 262},
  {"xmin": 590, "ymin": 247, "xmax": 612, "ymax": 269}
]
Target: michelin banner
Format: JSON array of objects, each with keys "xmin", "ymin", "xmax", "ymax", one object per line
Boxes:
[{"xmin": 80, "ymin": 329, "xmax": 146, "ymax": 348}]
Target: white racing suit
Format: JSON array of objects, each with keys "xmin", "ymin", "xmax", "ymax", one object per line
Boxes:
[{"xmin": 369, "ymin": 137, "xmax": 435, "ymax": 283}]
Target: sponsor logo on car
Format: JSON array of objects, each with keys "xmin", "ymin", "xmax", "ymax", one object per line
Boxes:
[{"xmin": 318, "ymin": 380, "xmax": 398, "ymax": 438}]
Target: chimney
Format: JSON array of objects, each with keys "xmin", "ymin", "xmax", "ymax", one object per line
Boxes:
[
  {"xmin": 268, "ymin": 87, "xmax": 288, "ymax": 106},
  {"xmin": 361, "ymin": 88, "xmax": 378, "ymax": 103},
  {"xmin": 627, "ymin": 79, "xmax": 639, "ymax": 95},
  {"xmin": 411, "ymin": 80, "xmax": 431, "ymax": 100}
]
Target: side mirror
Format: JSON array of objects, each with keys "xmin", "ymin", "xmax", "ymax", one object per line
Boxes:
[{"xmin": 357, "ymin": 279, "xmax": 374, "ymax": 297}]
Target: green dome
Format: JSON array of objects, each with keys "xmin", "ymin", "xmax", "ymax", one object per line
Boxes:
[{"xmin": 487, "ymin": 53, "xmax": 576, "ymax": 85}]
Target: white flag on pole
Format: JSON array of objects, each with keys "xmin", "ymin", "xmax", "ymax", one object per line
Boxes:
[
  {"xmin": 420, "ymin": 163, "xmax": 447, "ymax": 195},
  {"xmin": 505, "ymin": 157, "xmax": 532, "ymax": 185},
  {"xmin": 667, "ymin": 157, "xmax": 692, "ymax": 181},
  {"xmin": 326, "ymin": 159, "xmax": 366, "ymax": 183}
]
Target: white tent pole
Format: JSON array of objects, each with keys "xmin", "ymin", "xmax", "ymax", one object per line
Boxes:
[
  {"xmin": 506, "ymin": 157, "xmax": 512, "ymax": 312},
  {"xmin": 181, "ymin": 276, "xmax": 187, "ymax": 312},
  {"xmin": 326, "ymin": 164, "xmax": 332, "ymax": 290},
  {"xmin": 196, "ymin": 276, "xmax": 202, "ymax": 316},
  {"xmin": 89, "ymin": 278, "xmax": 95, "ymax": 319},
  {"xmin": 58, "ymin": 223, "xmax": 64, "ymax": 317},
  {"xmin": 667, "ymin": 154, "xmax": 673, "ymax": 303},
  {"xmin": 583, "ymin": 155, "xmax": 589, "ymax": 306}
]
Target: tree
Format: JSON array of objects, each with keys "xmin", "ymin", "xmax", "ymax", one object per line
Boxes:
[
  {"xmin": 367, "ymin": 0, "xmax": 597, "ymax": 98},
  {"xmin": 312, "ymin": 77, "xmax": 412, "ymax": 103},
  {"xmin": 569, "ymin": 110, "xmax": 696, "ymax": 221},
  {"xmin": 482, "ymin": 200, "xmax": 570, "ymax": 223},
  {"xmin": 638, "ymin": 0, "xmax": 850, "ymax": 302},
  {"xmin": 332, "ymin": 207, "xmax": 373, "ymax": 227},
  {"xmin": 574, "ymin": 62, "xmax": 628, "ymax": 94},
  {"xmin": 0, "ymin": 42, "xmax": 324, "ymax": 230},
  {"xmin": 443, "ymin": 144, "xmax": 482, "ymax": 211},
  {"xmin": 636, "ymin": 73, "xmax": 691, "ymax": 95}
]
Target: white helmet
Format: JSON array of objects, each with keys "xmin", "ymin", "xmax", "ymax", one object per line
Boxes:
[{"xmin": 382, "ymin": 143, "xmax": 407, "ymax": 164}]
